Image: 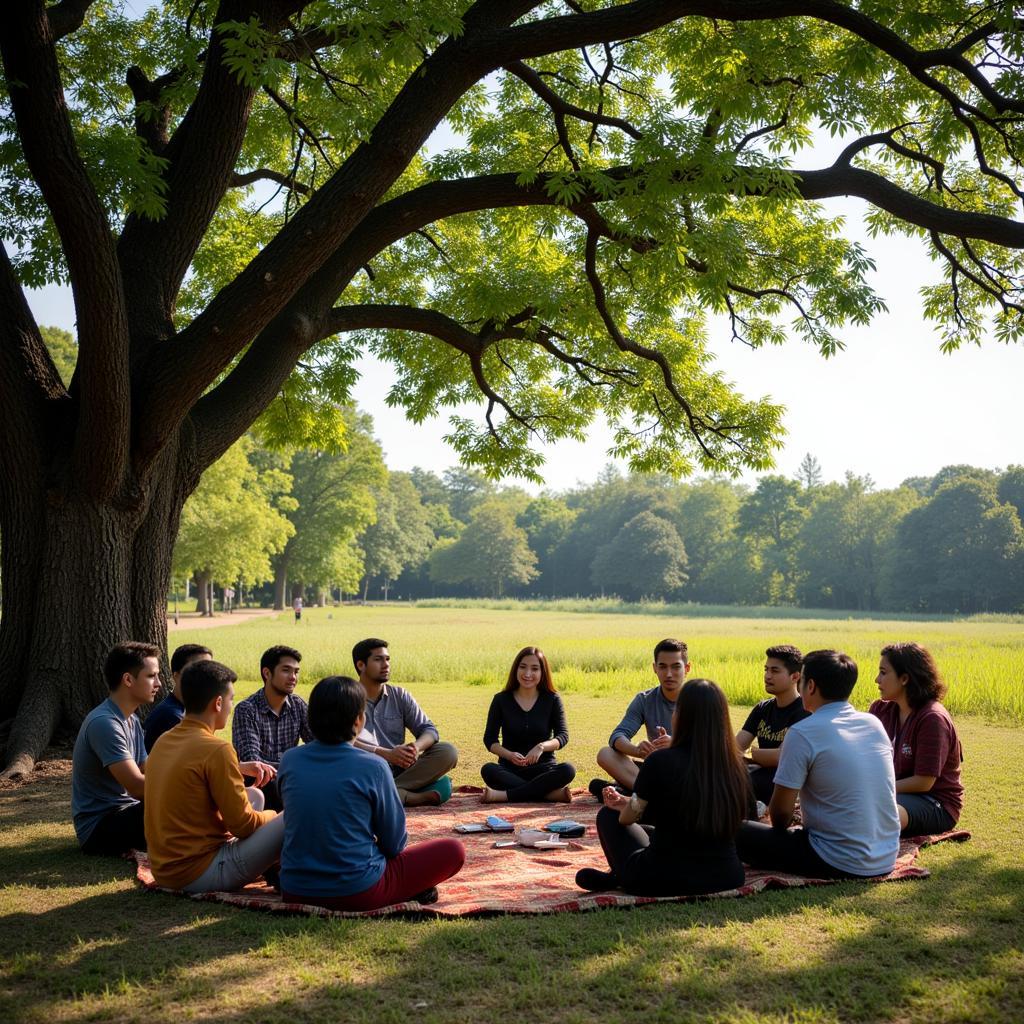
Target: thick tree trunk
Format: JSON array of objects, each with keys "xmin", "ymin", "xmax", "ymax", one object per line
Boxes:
[
  {"xmin": 272, "ymin": 565, "xmax": 287, "ymax": 611},
  {"xmin": 194, "ymin": 571, "xmax": 212, "ymax": 615},
  {"xmin": 0, "ymin": 450, "xmax": 187, "ymax": 778}
]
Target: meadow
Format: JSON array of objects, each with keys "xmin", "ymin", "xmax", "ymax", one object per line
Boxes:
[
  {"xmin": 180, "ymin": 603, "xmax": 1024, "ymax": 725},
  {"xmin": 1, "ymin": 604, "xmax": 1021, "ymax": 1024}
]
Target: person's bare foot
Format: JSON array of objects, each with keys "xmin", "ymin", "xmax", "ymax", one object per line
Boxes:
[
  {"xmin": 480, "ymin": 786, "xmax": 507, "ymax": 803},
  {"xmin": 545, "ymin": 785, "xmax": 572, "ymax": 803},
  {"xmin": 405, "ymin": 789, "xmax": 442, "ymax": 808}
]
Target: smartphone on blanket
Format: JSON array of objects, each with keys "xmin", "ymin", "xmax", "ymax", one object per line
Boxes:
[{"xmin": 485, "ymin": 815, "xmax": 514, "ymax": 832}]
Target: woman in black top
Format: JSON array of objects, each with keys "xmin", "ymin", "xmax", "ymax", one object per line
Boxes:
[
  {"xmin": 576, "ymin": 678, "xmax": 750, "ymax": 896},
  {"xmin": 480, "ymin": 646, "xmax": 576, "ymax": 804}
]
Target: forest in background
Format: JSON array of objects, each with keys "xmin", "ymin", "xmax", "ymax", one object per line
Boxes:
[{"xmin": 39, "ymin": 325, "xmax": 1024, "ymax": 616}]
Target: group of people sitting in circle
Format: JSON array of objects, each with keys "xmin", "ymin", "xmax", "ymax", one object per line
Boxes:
[{"xmin": 71, "ymin": 635, "xmax": 963, "ymax": 908}]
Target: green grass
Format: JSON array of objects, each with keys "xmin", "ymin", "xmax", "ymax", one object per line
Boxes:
[
  {"xmin": 175, "ymin": 604, "xmax": 1024, "ymax": 725},
  {"xmin": 417, "ymin": 595, "xmax": 1024, "ymax": 623},
  {"xmin": 1, "ymin": 606, "xmax": 1021, "ymax": 1024}
]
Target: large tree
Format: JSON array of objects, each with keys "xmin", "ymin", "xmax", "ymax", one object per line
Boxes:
[
  {"xmin": 172, "ymin": 435, "xmax": 295, "ymax": 612},
  {"xmin": 591, "ymin": 510, "xmax": 689, "ymax": 600},
  {"xmin": 266, "ymin": 409, "xmax": 385, "ymax": 607},
  {"xmin": 429, "ymin": 499, "xmax": 538, "ymax": 596},
  {"xmin": 359, "ymin": 471, "xmax": 435, "ymax": 600},
  {"xmin": 4, "ymin": 1, "xmax": 1024, "ymax": 774}
]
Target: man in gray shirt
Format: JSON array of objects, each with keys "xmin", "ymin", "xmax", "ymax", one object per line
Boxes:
[
  {"xmin": 736, "ymin": 649, "xmax": 900, "ymax": 878},
  {"xmin": 589, "ymin": 638, "xmax": 689, "ymax": 798},
  {"xmin": 72, "ymin": 641, "xmax": 161, "ymax": 855},
  {"xmin": 350, "ymin": 637, "xmax": 458, "ymax": 806}
]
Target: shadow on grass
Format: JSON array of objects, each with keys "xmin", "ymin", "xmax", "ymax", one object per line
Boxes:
[
  {"xmin": 3, "ymin": 774, "xmax": 1022, "ymax": 1023},
  {"xmin": 2, "ymin": 847, "xmax": 1022, "ymax": 1024}
]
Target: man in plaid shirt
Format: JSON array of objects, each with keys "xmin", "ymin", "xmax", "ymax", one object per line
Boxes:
[{"xmin": 231, "ymin": 645, "xmax": 312, "ymax": 810}]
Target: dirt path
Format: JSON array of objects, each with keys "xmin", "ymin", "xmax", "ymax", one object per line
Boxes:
[{"xmin": 167, "ymin": 608, "xmax": 281, "ymax": 632}]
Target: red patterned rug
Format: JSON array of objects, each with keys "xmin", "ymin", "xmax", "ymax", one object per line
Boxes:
[{"xmin": 130, "ymin": 787, "xmax": 970, "ymax": 917}]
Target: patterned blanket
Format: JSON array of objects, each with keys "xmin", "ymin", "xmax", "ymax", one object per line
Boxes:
[{"xmin": 130, "ymin": 787, "xmax": 970, "ymax": 917}]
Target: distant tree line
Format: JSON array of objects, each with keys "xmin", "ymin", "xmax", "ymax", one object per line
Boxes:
[
  {"xmin": 396, "ymin": 458, "xmax": 1024, "ymax": 615},
  {"xmin": 170, "ymin": 410, "xmax": 1024, "ymax": 615}
]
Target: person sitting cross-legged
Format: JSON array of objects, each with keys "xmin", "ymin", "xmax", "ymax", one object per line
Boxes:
[
  {"xmin": 736, "ymin": 649, "xmax": 901, "ymax": 880},
  {"xmin": 350, "ymin": 638, "xmax": 458, "ymax": 806},
  {"xmin": 576, "ymin": 679, "xmax": 750, "ymax": 896},
  {"xmin": 589, "ymin": 638, "xmax": 688, "ymax": 799},
  {"xmin": 735, "ymin": 644, "xmax": 810, "ymax": 806},
  {"xmin": 145, "ymin": 659, "xmax": 283, "ymax": 893},
  {"xmin": 231, "ymin": 645, "xmax": 310, "ymax": 810},
  {"xmin": 279, "ymin": 676, "xmax": 465, "ymax": 911},
  {"xmin": 871, "ymin": 642, "xmax": 964, "ymax": 836},
  {"xmin": 480, "ymin": 646, "xmax": 576, "ymax": 804}
]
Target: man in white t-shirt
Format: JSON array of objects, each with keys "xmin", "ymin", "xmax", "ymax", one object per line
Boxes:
[{"xmin": 736, "ymin": 649, "xmax": 900, "ymax": 879}]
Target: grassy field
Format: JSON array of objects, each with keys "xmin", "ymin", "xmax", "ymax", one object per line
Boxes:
[
  {"xmin": 171, "ymin": 603, "xmax": 1024, "ymax": 724},
  {"xmin": 1, "ymin": 605, "xmax": 1021, "ymax": 1024}
]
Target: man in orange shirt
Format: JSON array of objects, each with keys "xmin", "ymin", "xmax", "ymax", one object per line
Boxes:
[{"xmin": 144, "ymin": 660, "xmax": 284, "ymax": 892}]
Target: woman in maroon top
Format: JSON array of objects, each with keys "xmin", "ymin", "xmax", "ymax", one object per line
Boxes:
[{"xmin": 870, "ymin": 643, "xmax": 963, "ymax": 836}]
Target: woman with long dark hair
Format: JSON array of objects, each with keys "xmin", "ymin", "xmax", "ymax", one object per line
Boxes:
[
  {"xmin": 480, "ymin": 646, "xmax": 576, "ymax": 803},
  {"xmin": 278, "ymin": 676, "xmax": 465, "ymax": 910},
  {"xmin": 576, "ymin": 678, "xmax": 750, "ymax": 895},
  {"xmin": 871, "ymin": 643, "xmax": 963, "ymax": 836}
]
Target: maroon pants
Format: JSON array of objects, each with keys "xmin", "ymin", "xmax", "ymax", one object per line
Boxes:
[{"xmin": 283, "ymin": 838, "xmax": 465, "ymax": 911}]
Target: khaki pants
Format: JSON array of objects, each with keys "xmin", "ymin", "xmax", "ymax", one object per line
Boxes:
[{"xmin": 394, "ymin": 742, "xmax": 458, "ymax": 803}]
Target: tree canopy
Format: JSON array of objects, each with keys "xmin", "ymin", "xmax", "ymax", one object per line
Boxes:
[
  {"xmin": 171, "ymin": 434, "xmax": 294, "ymax": 605},
  {"xmin": 6, "ymin": 0, "xmax": 1024, "ymax": 774}
]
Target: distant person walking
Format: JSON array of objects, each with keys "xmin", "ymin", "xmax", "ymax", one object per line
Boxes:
[{"xmin": 293, "ymin": 595, "xmax": 303, "ymax": 623}]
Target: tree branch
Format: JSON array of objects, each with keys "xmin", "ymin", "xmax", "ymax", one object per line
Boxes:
[
  {"xmin": 1, "ymin": 1, "xmax": 129, "ymax": 499},
  {"xmin": 126, "ymin": 65, "xmax": 186, "ymax": 155},
  {"xmin": 188, "ymin": 135, "xmax": 1024, "ymax": 473},
  {"xmin": 581, "ymin": 227, "xmax": 722, "ymax": 459},
  {"xmin": 143, "ymin": 0, "xmax": 540, "ymax": 463},
  {"xmin": 118, "ymin": 1, "xmax": 287, "ymax": 354},
  {"xmin": 231, "ymin": 168, "xmax": 312, "ymax": 195},
  {"xmin": 497, "ymin": 1, "xmax": 1024, "ymax": 125},
  {"xmin": 505, "ymin": 60, "xmax": 644, "ymax": 140},
  {"xmin": 46, "ymin": 0, "xmax": 96, "ymax": 40},
  {"xmin": 0, "ymin": 242, "xmax": 68, "ymax": 482}
]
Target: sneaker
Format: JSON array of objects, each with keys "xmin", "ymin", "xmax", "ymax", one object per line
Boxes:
[
  {"xmin": 413, "ymin": 886, "xmax": 439, "ymax": 905},
  {"xmin": 575, "ymin": 868, "xmax": 617, "ymax": 892}
]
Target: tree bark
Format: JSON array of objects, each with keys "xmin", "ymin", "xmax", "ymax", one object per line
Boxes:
[
  {"xmin": 194, "ymin": 571, "xmax": 211, "ymax": 615},
  {"xmin": 272, "ymin": 562, "xmax": 288, "ymax": 611},
  {"xmin": 0, "ymin": 475, "xmax": 185, "ymax": 778}
]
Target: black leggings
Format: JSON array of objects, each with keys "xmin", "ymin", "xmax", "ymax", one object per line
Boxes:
[
  {"xmin": 595, "ymin": 807, "xmax": 745, "ymax": 896},
  {"xmin": 480, "ymin": 760, "xmax": 576, "ymax": 802},
  {"xmin": 80, "ymin": 802, "xmax": 147, "ymax": 855},
  {"xmin": 736, "ymin": 821, "xmax": 876, "ymax": 879}
]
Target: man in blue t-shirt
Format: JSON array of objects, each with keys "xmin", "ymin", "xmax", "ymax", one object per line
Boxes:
[
  {"xmin": 735, "ymin": 644, "xmax": 809, "ymax": 804},
  {"xmin": 71, "ymin": 642, "xmax": 162, "ymax": 855},
  {"xmin": 144, "ymin": 643, "xmax": 213, "ymax": 752},
  {"xmin": 736, "ymin": 649, "xmax": 900, "ymax": 879}
]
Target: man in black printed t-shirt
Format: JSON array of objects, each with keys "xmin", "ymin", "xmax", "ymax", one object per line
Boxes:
[{"xmin": 736, "ymin": 645, "xmax": 810, "ymax": 805}]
